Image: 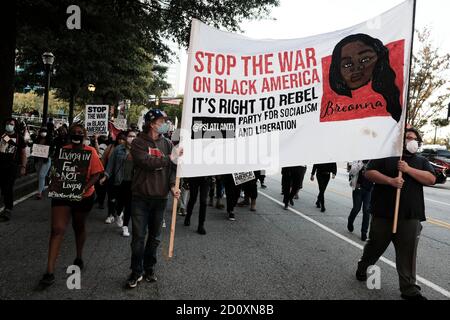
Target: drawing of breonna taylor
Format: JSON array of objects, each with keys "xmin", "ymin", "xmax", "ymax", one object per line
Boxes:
[{"xmin": 329, "ymin": 33, "xmax": 402, "ymax": 122}]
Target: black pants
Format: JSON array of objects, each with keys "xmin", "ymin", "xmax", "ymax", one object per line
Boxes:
[
  {"xmin": 115, "ymin": 181, "xmax": 132, "ymax": 227},
  {"xmin": 208, "ymin": 175, "xmax": 224, "ymax": 199},
  {"xmin": 106, "ymin": 181, "xmax": 117, "ymax": 217},
  {"xmin": 186, "ymin": 177, "xmax": 210, "ymax": 226},
  {"xmin": 95, "ymin": 179, "xmax": 107, "ymax": 206},
  {"xmin": 224, "ymin": 174, "xmax": 240, "ymax": 213},
  {"xmin": 242, "ymin": 179, "xmax": 257, "ymax": 200},
  {"xmin": 359, "ymin": 218, "xmax": 423, "ymax": 296},
  {"xmin": 0, "ymin": 167, "xmax": 17, "ymax": 211},
  {"xmin": 282, "ymin": 167, "xmax": 305, "ymax": 204},
  {"xmin": 316, "ymin": 172, "xmax": 331, "ymax": 208}
]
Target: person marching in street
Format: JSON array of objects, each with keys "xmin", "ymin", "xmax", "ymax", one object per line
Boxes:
[
  {"xmin": 101, "ymin": 132, "xmax": 127, "ymax": 225},
  {"xmin": 237, "ymin": 171, "xmax": 258, "ymax": 212},
  {"xmin": 39, "ymin": 124, "xmax": 104, "ymax": 287},
  {"xmin": 281, "ymin": 165, "xmax": 306, "ymax": 210},
  {"xmin": 347, "ymin": 160, "xmax": 374, "ymax": 241},
  {"xmin": 184, "ymin": 176, "xmax": 211, "ymax": 235},
  {"xmin": 0, "ymin": 118, "xmax": 27, "ymax": 222},
  {"xmin": 33, "ymin": 127, "xmax": 54, "ymax": 200},
  {"xmin": 103, "ymin": 130, "xmax": 137, "ymax": 237},
  {"xmin": 223, "ymin": 174, "xmax": 240, "ymax": 221},
  {"xmin": 355, "ymin": 128, "xmax": 435, "ymax": 300},
  {"xmin": 126, "ymin": 109, "xmax": 181, "ymax": 288},
  {"xmin": 311, "ymin": 162, "xmax": 337, "ymax": 212},
  {"xmin": 177, "ymin": 178, "xmax": 190, "ymax": 216}
]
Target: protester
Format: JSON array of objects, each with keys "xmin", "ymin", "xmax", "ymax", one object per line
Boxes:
[
  {"xmin": 184, "ymin": 176, "xmax": 211, "ymax": 235},
  {"xmin": 257, "ymin": 170, "xmax": 267, "ymax": 189},
  {"xmin": 355, "ymin": 128, "xmax": 435, "ymax": 300},
  {"xmin": 177, "ymin": 179, "xmax": 190, "ymax": 216},
  {"xmin": 33, "ymin": 127, "xmax": 54, "ymax": 200},
  {"xmin": 39, "ymin": 124, "xmax": 104, "ymax": 287},
  {"xmin": 104, "ymin": 130, "xmax": 137, "ymax": 237},
  {"xmin": 223, "ymin": 174, "xmax": 241, "ymax": 221},
  {"xmin": 0, "ymin": 118, "xmax": 28, "ymax": 222},
  {"xmin": 101, "ymin": 132, "xmax": 126, "ymax": 224},
  {"xmin": 281, "ymin": 165, "xmax": 307, "ymax": 210},
  {"xmin": 311, "ymin": 162, "xmax": 337, "ymax": 212},
  {"xmin": 93, "ymin": 135, "xmax": 109, "ymax": 209},
  {"xmin": 347, "ymin": 160, "xmax": 373, "ymax": 241},
  {"xmin": 237, "ymin": 172, "xmax": 258, "ymax": 212},
  {"xmin": 126, "ymin": 109, "xmax": 181, "ymax": 288}
]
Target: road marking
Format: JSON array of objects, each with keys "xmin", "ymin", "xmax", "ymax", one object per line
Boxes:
[
  {"xmin": 0, "ymin": 190, "xmax": 38, "ymax": 213},
  {"xmin": 427, "ymin": 218, "xmax": 450, "ymax": 230},
  {"xmin": 258, "ymin": 190, "xmax": 450, "ymax": 299}
]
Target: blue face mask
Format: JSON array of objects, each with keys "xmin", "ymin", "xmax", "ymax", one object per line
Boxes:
[
  {"xmin": 157, "ymin": 123, "xmax": 170, "ymax": 135},
  {"xmin": 5, "ymin": 124, "xmax": 14, "ymax": 133}
]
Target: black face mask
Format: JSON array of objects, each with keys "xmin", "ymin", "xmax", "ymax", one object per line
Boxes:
[{"xmin": 70, "ymin": 134, "xmax": 84, "ymax": 144}]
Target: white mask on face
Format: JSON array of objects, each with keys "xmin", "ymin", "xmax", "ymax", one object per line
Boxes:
[
  {"xmin": 127, "ymin": 137, "xmax": 135, "ymax": 145},
  {"xmin": 84, "ymin": 139, "xmax": 91, "ymax": 146},
  {"xmin": 406, "ymin": 140, "xmax": 419, "ymax": 154},
  {"xmin": 40, "ymin": 132, "xmax": 47, "ymax": 137}
]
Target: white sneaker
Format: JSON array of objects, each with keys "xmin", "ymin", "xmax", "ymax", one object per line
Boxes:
[
  {"xmin": 122, "ymin": 226, "xmax": 130, "ymax": 237},
  {"xmin": 162, "ymin": 219, "xmax": 166, "ymax": 228},
  {"xmin": 105, "ymin": 216, "xmax": 115, "ymax": 224},
  {"xmin": 116, "ymin": 215, "xmax": 123, "ymax": 227}
]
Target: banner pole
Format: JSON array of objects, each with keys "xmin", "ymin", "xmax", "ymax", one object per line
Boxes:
[
  {"xmin": 393, "ymin": 0, "xmax": 417, "ymax": 234},
  {"xmin": 168, "ymin": 19, "xmax": 199, "ymax": 258}
]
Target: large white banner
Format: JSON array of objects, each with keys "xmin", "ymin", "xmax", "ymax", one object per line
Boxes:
[{"xmin": 178, "ymin": 0, "xmax": 414, "ymax": 178}]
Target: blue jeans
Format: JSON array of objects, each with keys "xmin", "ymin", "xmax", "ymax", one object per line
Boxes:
[
  {"xmin": 130, "ymin": 197, "xmax": 167, "ymax": 274},
  {"xmin": 36, "ymin": 158, "xmax": 51, "ymax": 193},
  {"xmin": 348, "ymin": 187, "xmax": 372, "ymax": 234}
]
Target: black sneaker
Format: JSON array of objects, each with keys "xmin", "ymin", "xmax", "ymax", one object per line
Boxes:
[
  {"xmin": 0, "ymin": 209, "xmax": 12, "ymax": 222},
  {"xmin": 347, "ymin": 220, "xmax": 354, "ymax": 233},
  {"xmin": 289, "ymin": 199, "xmax": 294, "ymax": 206},
  {"xmin": 321, "ymin": 207, "xmax": 326, "ymax": 212},
  {"xmin": 261, "ymin": 184, "xmax": 267, "ymax": 189},
  {"xmin": 361, "ymin": 233, "xmax": 367, "ymax": 241},
  {"xmin": 315, "ymin": 201, "xmax": 320, "ymax": 208},
  {"xmin": 126, "ymin": 272, "xmax": 143, "ymax": 288},
  {"xmin": 228, "ymin": 212, "xmax": 236, "ymax": 221},
  {"xmin": 73, "ymin": 258, "xmax": 84, "ymax": 270},
  {"xmin": 39, "ymin": 273, "xmax": 55, "ymax": 288},
  {"xmin": 401, "ymin": 293, "xmax": 427, "ymax": 301},
  {"xmin": 356, "ymin": 263, "xmax": 367, "ymax": 281},
  {"xmin": 197, "ymin": 225, "xmax": 206, "ymax": 235},
  {"xmin": 283, "ymin": 203, "xmax": 289, "ymax": 210},
  {"xmin": 144, "ymin": 270, "xmax": 157, "ymax": 283}
]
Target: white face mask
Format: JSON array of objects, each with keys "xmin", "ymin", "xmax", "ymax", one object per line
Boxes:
[
  {"xmin": 84, "ymin": 139, "xmax": 91, "ymax": 146},
  {"xmin": 406, "ymin": 140, "xmax": 419, "ymax": 154},
  {"xmin": 127, "ymin": 137, "xmax": 135, "ymax": 145},
  {"xmin": 40, "ymin": 132, "xmax": 47, "ymax": 137}
]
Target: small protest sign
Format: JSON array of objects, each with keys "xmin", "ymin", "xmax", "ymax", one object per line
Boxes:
[
  {"xmin": 48, "ymin": 148, "xmax": 91, "ymax": 201},
  {"xmin": 233, "ymin": 171, "xmax": 256, "ymax": 186},
  {"xmin": 85, "ymin": 105, "xmax": 109, "ymax": 136},
  {"xmin": 31, "ymin": 144, "xmax": 50, "ymax": 158}
]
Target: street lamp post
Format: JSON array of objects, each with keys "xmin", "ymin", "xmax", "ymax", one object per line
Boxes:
[{"xmin": 41, "ymin": 52, "xmax": 54, "ymax": 126}]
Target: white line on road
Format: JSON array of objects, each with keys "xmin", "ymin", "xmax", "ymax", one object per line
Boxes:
[
  {"xmin": 0, "ymin": 190, "xmax": 38, "ymax": 213},
  {"xmin": 258, "ymin": 190, "xmax": 450, "ymax": 299}
]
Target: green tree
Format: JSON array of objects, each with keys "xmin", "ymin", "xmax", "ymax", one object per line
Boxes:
[{"xmin": 408, "ymin": 28, "xmax": 450, "ymax": 129}]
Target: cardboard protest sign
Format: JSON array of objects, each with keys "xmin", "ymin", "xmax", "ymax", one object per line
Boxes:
[
  {"xmin": 177, "ymin": 1, "xmax": 414, "ymax": 178},
  {"xmin": 85, "ymin": 105, "xmax": 109, "ymax": 136},
  {"xmin": 31, "ymin": 144, "xmax": 50, "ymax": 158},
  {"xmin": 233, "ymin": 171, "xmax": 256, "ymax": 186},
  {"xmin": 48, "ymin": 148, "xmax": 91, "ymax": 201}
]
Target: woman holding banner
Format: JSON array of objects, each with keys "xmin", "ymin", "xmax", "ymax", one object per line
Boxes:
[
  {"xmin": 39, "ymin": 124, "xmax": 104, "ymax": 288},
  {"xmin": 33, "ymin": 127, "xmax": 54, "ymax": 200}
]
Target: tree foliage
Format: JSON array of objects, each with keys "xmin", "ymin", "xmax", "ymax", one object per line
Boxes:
[{"xmin": 408, "ymin": 28, "xmax": 450, "ymax": 129}]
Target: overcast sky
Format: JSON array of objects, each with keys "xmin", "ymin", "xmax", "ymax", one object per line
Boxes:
[{"xmin": 176, "ymin": 0, "xmax": 450, "ymax": 139}]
